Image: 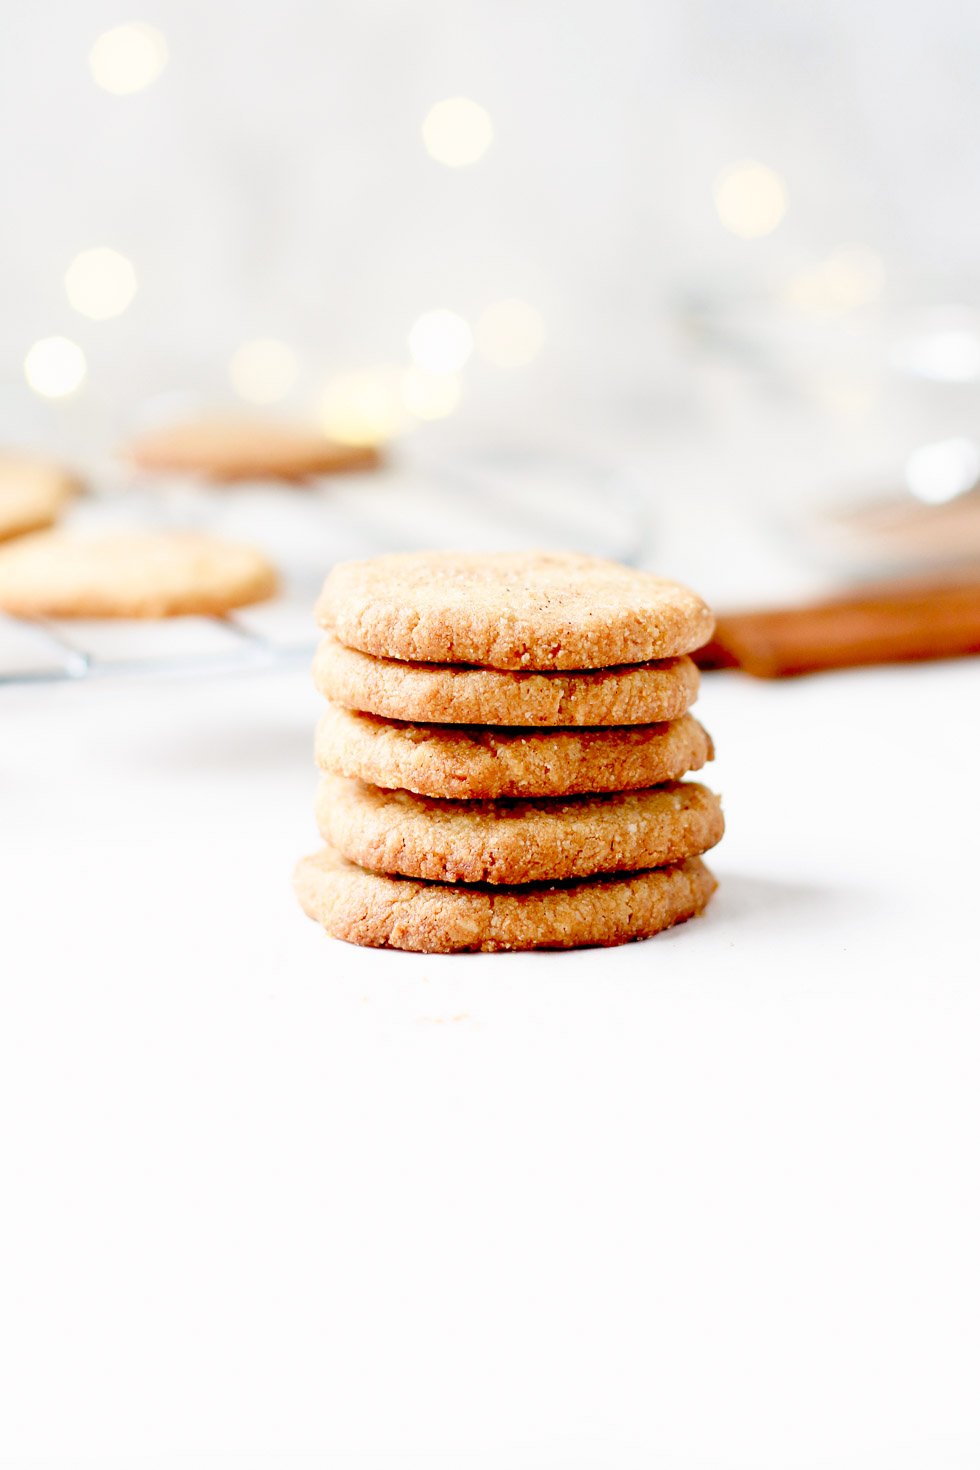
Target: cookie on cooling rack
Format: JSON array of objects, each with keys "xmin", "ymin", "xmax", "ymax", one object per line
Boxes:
[
  {"xmin": 0, "ymin": 530, "xmax": 277, "ymax": 618},
  {"xmin": 0, "ymin": 455, "xmax": 80, "ymax": 542},
  {"xmin": 123, "ymin": 418, "xmax": 380, "ymax": 482}
]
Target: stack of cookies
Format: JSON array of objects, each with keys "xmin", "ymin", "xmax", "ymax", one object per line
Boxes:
[{"xmin": 295, "ymin": 551, "xmax": 723, "ymax": 953}]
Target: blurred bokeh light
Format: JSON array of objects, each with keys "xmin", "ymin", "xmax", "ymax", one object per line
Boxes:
[
  {"xmin": 24, "ymin": 337, "xmax": 88, "ymax": 399},
  {"xmin": 421, "ymin": 98, "xmax": 494, "ymax": 168},
  {"xmin": 64, "ymin": 247, "xmax": 138, "ymax": 321},
  {"xmin": 713, "ymin": 161, "xmax": 787, "ymax": 239},
  {"xmin": 88, "ymin": 23, "xmax": 169, "ymax": 96},
  {"xmin": 320, "ymin": 368, "xmax": 409, "ymax": 445},
  {"xmin": 408, "ymin": 310, "xmax": 473, "ymax": 374}
]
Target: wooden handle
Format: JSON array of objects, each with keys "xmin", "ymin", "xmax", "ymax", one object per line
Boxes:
[{"xmin": 695, "ymin": 576, "xmax": 980, "ymax": 678}]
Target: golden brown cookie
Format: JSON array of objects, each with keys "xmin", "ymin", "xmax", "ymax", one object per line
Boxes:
[
  {"xmin": 123, "ymin": 418, "xmax": 380, "ymax": 482},
  {"xmin": 312, "ymin": 632, "xmax": 700, "ymax": 726},
  {"xmin": 316, "ymin": 774, "xmax": 724, "ymax": 884},
  {"xmin": 294, "ymin": 844, "xmax": 717, "ymax": 952},
  {"xmin": 316, "ymin": 551, "xmax": 715, "ymax": 669},
  {"xmin": 0, "ymin": 455, "xmax": 79, "ymax": 541},
  {"xmin": 0, "ymin": 530, "xmax": 277, "ymax": 618},
  {"xmin": 316, "ymin": 703, "xmax": 713, "ymax": 799}
]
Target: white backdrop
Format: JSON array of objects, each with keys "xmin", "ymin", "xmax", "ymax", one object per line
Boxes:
[
  {"xmin": 3, "ymin": 10, "xmax": 980, "ymax": 1465},
  {"xmin": 4, "ymin": 0, "xmax": 980, "ymax": 461}
]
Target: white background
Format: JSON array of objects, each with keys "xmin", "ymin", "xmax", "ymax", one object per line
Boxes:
[
  {"xmin": 3, "ymin": 0, "xmax": 980, "ymax": 1463},
  {"xmin": 2, "ymin": 654, "xmax": 979, "ymax": 1467},
  {"xmin": 5, "ymin": 0, "xmax": 980, "ymax": 461}
]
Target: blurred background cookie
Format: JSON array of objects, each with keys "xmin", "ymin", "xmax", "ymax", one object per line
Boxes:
[
  {"xmin": 0, "ymin": 530, "xmax": 277, "ymax": 618},
  {"xmin": 122, "ymin": 418, "xmax": 381, "ymax": 483},
  {"xmin": 0, "ymin": 454, "xmax": 79, "ymax": 541}
]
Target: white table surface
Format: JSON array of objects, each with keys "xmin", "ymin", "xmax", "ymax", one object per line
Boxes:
[{"xmin": 2, "ymin": 656, "xmax": 979, "ymax": 1468}]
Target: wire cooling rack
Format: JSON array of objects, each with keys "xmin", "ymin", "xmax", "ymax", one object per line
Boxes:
[
  {"xmin": 0, "ymin": 442, "xmax": 647, "ymax": 686},
  {"xmin": 0, "ymin": 608, "xmax": 315, "ymax": 686}
]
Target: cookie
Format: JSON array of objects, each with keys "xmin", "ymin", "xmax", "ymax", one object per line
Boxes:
[
  {"xmin": 316, "ymin": 551, "xmax": 715, "ymax": 669},
  {"xmin": 123, "ymin": 418, "xmax": 380, "ymax": 482},
  {"xmin": 316, "ymin": 774, "xmax": 724, "ymax": 884},
  {"xmin": 312, "ymin": 632, "xmax": 700, "ymax": 726},
  {"xmin": 295, "ymin": 844, "xmax": 717, "ymax": 952},
  {"xmin": 0, "ymin": 455, "xmax": 79, "ymax": 542},
  {"xmin": 0, "ymin": 530, "xmax": 277, "ymax": 618},
  {"xmin": 315, "ymin": 703, "xmax": 713, "ymax": 799}
]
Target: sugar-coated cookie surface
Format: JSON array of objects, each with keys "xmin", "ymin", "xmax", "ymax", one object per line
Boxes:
[
  {"xmin": 0, "ymin": 530, "xmax": 277, "ymax": 618},
  {"xmin": 123, "ymin": 418, "xmax": 380, "ymax": 482},
  {"xmin": 313, "ymin": 633, "xmax": 700, "ymax": 726},
  {"xmin": 316, "ymin": 551, "xmax": 715, "ymax": 669},
  {"xmin": 316, "ymin": 703, "xmax": 713, "ymax": 799},
  {"xmin": 0, "ymin": 456, "xmax": 79, "ymax": 542},
  {"xmin": 294, "ymin": 844, "xmax": 718, "ymax": 952},
  {"xmin": 317, "ymin": 774, "xmax": 724, "ymax": 884}
]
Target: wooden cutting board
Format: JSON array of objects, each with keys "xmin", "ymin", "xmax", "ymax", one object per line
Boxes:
[{"xmin": 694, "ymin": 574, "xmax": 980, "ymax": 678}]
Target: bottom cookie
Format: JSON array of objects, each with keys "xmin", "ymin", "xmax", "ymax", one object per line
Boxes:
[{"xmin": 294, "ymin": 844, "xmax": 717, "ymax": 953}]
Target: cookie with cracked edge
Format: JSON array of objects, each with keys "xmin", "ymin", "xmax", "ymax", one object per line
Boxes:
[
  {"xmin": 316, "ymin": 774, "xmax": 724, "ymax": 884},
  {"xmin": 315, "ymin": 703, "xmax": 713, "ymax": 799},
  {"xmin": 312, "ymin": 632, "xmax": 700, "ymax": 726},
  {"xmin": 294, "ymin": 843, "xmax": 718, "ymax": 952},
  {"xmin": 123, "ymin": 418, "xmax": 380, "ymax": 482},
  {"xmin": 0, "ymin": 530, "xmax": 277, "ymax": 618},
  {"xmin": 0, "ymin": 456, "xmax": 79, "ymax": 542},
  {"xmin": 316, "ymin": 550, "xmax": 715, "ymax": 670}
]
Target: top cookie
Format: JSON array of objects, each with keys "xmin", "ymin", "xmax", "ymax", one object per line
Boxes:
[
  {"xmin": 123, "ymin": 418, "xmax": 380, "ymax": 482},
  {"xmin": 316, "ymin": 551, "xmax": 714, "ymax": 670},
  {"xmin": 0, "ymin": 455, "xmax": 79, "ymax": 541}
]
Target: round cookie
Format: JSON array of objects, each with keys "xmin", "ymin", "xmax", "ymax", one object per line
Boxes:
[
  {"xmin": 316, "ymin": 551, "xmax": 715, "ymax": 669},
  {"xmin": 313, "ymin": 632, "xmax": 700, "ymax": 726},
  {"xmin": 294, "ymin": 844, "xmax": 717, "ymax": 953},
  {"xmin": 317, "ymin": 774, "xmax": 724, "ymax": 884},
  {"xmin": 0, "ymin": 530, "xmax": 277, "ymax": 618},
  {"xmin": 123, "ymin": 418, "xmax": 380, "ymax": 482},
  {"xmin": 0, "ymin": 455, "xmax": 79, "ymax": 542},
  {"xmin": 316, "ymin": 704, "xmax": 713, "ymax": 799}
]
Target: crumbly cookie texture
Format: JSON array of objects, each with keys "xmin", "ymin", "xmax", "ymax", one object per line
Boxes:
[
  {"xmin": 315, "ymin": 703, "xmax": 713, "ymax": 799},
  {"xmin": 0, "ymin": 530, "xmax": 277, "ymax": 618},
  {"xmin": 316, "ymin": 550, "xmax": 715, "ymax": 669},
  {"xmin": 0, "ymin": 456, "xmax": 79, "ymax": 542},
  {"xmin": 317, "ymin": 774, "xmax": 724, "ymax": 884},
  {"xmin": 123, "ymin": 418, "xmax": 380, "ymax": 482},
  {"xmin": 312, "ymin": 632, "xmax": 700, "ymax": 726},
  {"xmin": 294, "ymin": 844, "xmax": 717, "ymax": 952}
]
